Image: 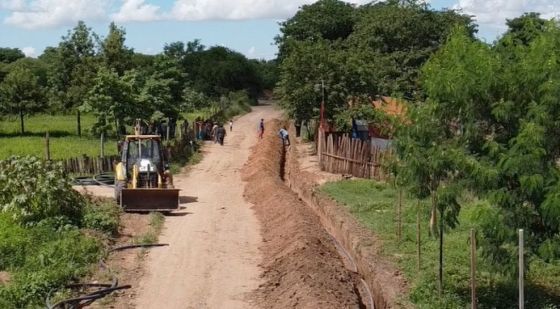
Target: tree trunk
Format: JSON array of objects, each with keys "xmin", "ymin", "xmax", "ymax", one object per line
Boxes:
[
  {"xmin": 77, "ymin": 110, "xmax": 82, "ymax": 137},
  {"xmin": 19, "ymin": 109, "xmax": 25, "ymax": 134},
  {"xmin": 430, "ymin": 191, "xmax": 438, "ymax": 237}
]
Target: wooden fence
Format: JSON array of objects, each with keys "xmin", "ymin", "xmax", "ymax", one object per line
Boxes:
[
  {"xmin": 318, "ymin": 130, "xmax": 392, "ymax": 180},
  {"xmin": 61, "ymin": 155, "xmax": 118, "ymax": 175},
  {"xmin": 56, "ymin": 126, "xmax": 196, "ymax": 175}
]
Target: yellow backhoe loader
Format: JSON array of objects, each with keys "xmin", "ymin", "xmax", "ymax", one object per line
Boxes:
[{"xmin": 114, "ymin": 126, "xmax": 179, "ymax": 212}]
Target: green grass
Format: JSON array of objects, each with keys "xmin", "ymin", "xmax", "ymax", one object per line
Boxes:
[
  {"xmin": 0, "ymin": 114, "xmax": 118, "ymax": 160},
  {"xmin": 321, "ymin": 180, "xmax": 560, "ymax": 309},
  {"xmin": 133, "ymin": 212, "xmax": 165, "ymax": 245},
  {"xmin": 0, "ymin": 136, "xmax": 118, "ymax": 160},
  {"xmin": 0, "ymin": 114, "xmax": 97, "ymax": 136},
  {"xmin": 0, "ymin": 200, "xmax": 122, "ymax": 308}
]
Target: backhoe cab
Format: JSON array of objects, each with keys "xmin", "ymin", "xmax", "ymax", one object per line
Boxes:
[{"xmin": 114, "ymin": 126, "xmax": 179, "ymax": 212}]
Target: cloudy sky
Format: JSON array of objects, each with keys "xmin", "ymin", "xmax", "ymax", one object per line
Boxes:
[{"xmin": 0, "ymin": 0, "xmax": 558, "ymax": 59}]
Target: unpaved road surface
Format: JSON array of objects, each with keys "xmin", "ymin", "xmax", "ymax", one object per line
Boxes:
[{"xmin": 134, "ymin": 105, "xmax": 281, "ymax": 309}]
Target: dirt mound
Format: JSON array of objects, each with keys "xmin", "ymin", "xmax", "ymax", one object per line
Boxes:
[{"xmin": 242, "ymin": 120, "xmax": 363, "ymax": 309}]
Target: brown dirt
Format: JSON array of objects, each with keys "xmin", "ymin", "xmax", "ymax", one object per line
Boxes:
[
  {"xmin": 69, "ymin": 192, "xmax": 157, "ymax": 308},
  {"xmin": 133, "ymin": 106, "xmax": 277, "ymax": 309},
  {"xmin": 78, "ymin": 207, "xmax": 154, "ymax": 308},
  {"xmin": 0, "ymin": 271, "xmax": 10, "ymax": 285},
  {"xmin": 242, "ymin": 119, "xmax": 364, "ymax": 309},
  {"xmin": 94, "ymin": 213, "xmax": 153, "ymax": 308},
  {"xmin": 285, "ymin": 127, "xmax": 410, "ymax": 308}
]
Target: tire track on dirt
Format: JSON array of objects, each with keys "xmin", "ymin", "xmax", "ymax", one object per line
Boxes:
[{"xmin": 133, "ymin": 106, "xmax": 280, "ymax": 309}]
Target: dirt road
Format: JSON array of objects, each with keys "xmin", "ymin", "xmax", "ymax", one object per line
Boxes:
[{"xmin": 134, "ymin": 105, "xmax": 280, "ymax": 309}]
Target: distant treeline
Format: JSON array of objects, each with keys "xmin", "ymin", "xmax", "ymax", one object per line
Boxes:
[{"xmin": 0, "ymin": 22, "xmax": 278, "ymax": 136}]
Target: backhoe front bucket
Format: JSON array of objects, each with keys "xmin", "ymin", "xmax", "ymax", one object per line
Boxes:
[{"xmin": 120, "ymin": 188, "xmax": 180, "ymax": 212}]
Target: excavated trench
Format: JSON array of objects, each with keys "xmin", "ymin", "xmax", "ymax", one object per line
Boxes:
[{"xmin": 242, "ymin": 120, "xmax": 404, "ymax": 309}]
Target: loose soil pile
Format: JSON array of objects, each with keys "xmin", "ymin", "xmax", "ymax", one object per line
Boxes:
[{"xmin": 242, "ymin": 120, "xmax": 364, "ymax": 309}]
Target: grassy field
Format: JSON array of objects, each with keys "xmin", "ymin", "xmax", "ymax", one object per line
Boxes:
[
  {"xmin": 0, "ymin": 114, "xmax": 96, "ymax": 135},
  {"xmin": 321, "ymin": 180, "xmax": 560, "ymax": 309},
  {"xmin": 0, "ymin": 114, "xmax": 118, "ymax": 160}
]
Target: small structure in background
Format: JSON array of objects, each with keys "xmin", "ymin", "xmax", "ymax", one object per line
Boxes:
[{"xmin": 317, "ymin": 96, "xmax": 407, "ymax": 180}]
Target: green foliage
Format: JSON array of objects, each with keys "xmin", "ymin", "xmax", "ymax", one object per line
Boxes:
[
  {"xmin": 321, "ymin": 180, "xmax": 560, "ymax": 308},
  {"xmin": 134, "ymin": 212, "xmax": 165, "ymax": 245},
  {"xmin": 250, "ymin": 59, "xmax": 279, "ymax": 90},
  {"xmin": 409, "ymin": 23, "xmax": 560, "ymax": 270},
  {"xmin": 0, "ymin": 156, "xmax": 116, "ymax": 308},
  {"xmin": 0, "ymin": 63, "xmax": 46, "ymax": 133},
  {"xmin": 497, "ymin": 12, "xmax": 547, "ymax": 48},
  {"xmin": 276, "ymin": 0, "xmax": 356, "ymax": 59},
  {"xmin": 0, "ymin": 214, "xmax": 102, "ymax": 308},
  {"xmin": 82, "ymin": 67, "xmax": 140, "ymax": 135},
  {"xmin": 276, "ymin": 0, "xmax": 475, "ymax": 122},
  {"xmin": 83, "ymin": 200, "xmax": 121, "ymax": 235},
  {"xmin": 0, "ymin": 48, "xmax": 25, "ymax": 64},
  {"xmin": 0, "ymin": 156, "xmax": 84, "ymax": 225},
  {"xmin": 100, "ymin": 22, "xmax": 133, "ymax": 76}
]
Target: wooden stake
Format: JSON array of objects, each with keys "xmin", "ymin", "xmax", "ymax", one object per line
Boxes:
[
  {"xmin": 100, "ymin": 132, "xmax": 105, "ymax": 158},
  {"xmin": 438, "ymin": 206, "xmax": 444, "ymax": 298},
  {"xmin": 519, "ymin": 229, "xmax": 524, "ymax": 309},
  {"xmin": 471, "ymin": 228, "xmax": 477, "ymax": 309},
  {"xmin": 397, "ymin": 188, "xmax": 403, "ymax": 243},
  {"xmin": 417, "ymin": 199, "xmax": 421, "ymax": 271},
  {"xmin": 166, "ymin": 118, "xmax": 171, "ymax": 141},
  {"xmin": 45, "ymin": 131, "xmax": 50, "ymax": 161}
]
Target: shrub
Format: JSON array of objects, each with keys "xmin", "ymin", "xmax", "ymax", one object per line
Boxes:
[
  {"xmin": 0, "ymin": 156, "xmax": 84, "ymax": 225},
  {"xmin": 0, "ymin": 214, "xmax": 102, "ymax": 308},
  {"xmin": 83, "ymin": 200, "xmax": 121, "ymax": 235}
]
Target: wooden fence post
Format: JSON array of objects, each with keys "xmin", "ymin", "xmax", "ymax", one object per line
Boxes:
[
  {"xmin": 166, "ymin": 117, "xmax": 171, "ymax": 141},
  {"xmin": 100, "ymin": 132, "xmax": 105, "ymax": 158},
  {"xmin": 397, "ymin": 188, "xmax": 403, "ymax": 243},
  {"xmin": 318, "ymin": 130, "xmax": 323, "ymax": 166},
  {"xmin": 519, "ymin": 229, "xmax": 524, "ymax": 309},
  {"xmin": 417, "ymin": 199, "xmax": 421, "ymax": 271},
  {"xmin": 471, "ymin": 228, "xmax": 477, "ymax": 309},
  {"xmin": 45, "ymin": 131, "xmax": 50, "ymax": 161}
]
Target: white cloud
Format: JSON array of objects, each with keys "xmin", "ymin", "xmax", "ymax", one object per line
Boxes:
[
  {"xmin": 454, "ymin": 0, "xmax": 560, "ymax": 30},
  {"xmin": 247, "ymin": 46, "xmax": 256, "ymax": 56},
  {"xmin": 168, "ymin": 0, "xmax": 372, "ymax": 21},
  {"xmin": 0, "ymin": 0, "xmax": 26, "ymax": 10},
  {"xmin": 3, "ymin": 0, "xmax": 111, "ymax": 29},
  {"xmin": 112, "ymin": 0, "xmax": 162, "ymax": 22},
  {"xmin": 21, "ymin": 46, "xmax": 36, "ymax": 57}
]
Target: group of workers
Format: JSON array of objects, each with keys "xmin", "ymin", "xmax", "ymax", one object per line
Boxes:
[{"xmin": 194, "ymin": 117, "xmax": 290, "ymax": 147}]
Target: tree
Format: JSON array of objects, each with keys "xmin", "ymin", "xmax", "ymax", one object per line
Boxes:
[
  {"xmin": 395, "ymin": 26, "xmax": 499, "ymax": 293},
  {"xmin": 82, "ymin": 68, "xmax": 139, "ymax": 136},
  {"xmin": 0, "ymin": 48, "xmax": 26, "ymax": 83},
  {"xmin": 348, "ymin": 1, "xmax": 476, "ymax": 98},
  {"xmin": 407, "ymin": 22, "xmax": 560, "ymax": 276},
  {"xmin": 48, "ymin": 21, "xmax": 98, "ymax": 136},
  {"xmin": 276, "ymin": 0, "xmax": 357, "ymax": 59},
  {"xmin": 276, "ymin": 0, "xmax": 476, "ymax": 127},
  {"xmin": 100, "ymin": 22, "xmax": 133, "ymax": 76},
  {"xmin": 0, "ymin": 48, "xmax": 25, "ymax": 64},
  {"xmin": 250, "ymin": 59, "xmax": 279, "ymax": 90},
  {"xmin": 0, "ymin": 64, "xmax": 45, "ymax": 134},
  {"xmin": 499, "ymin": 12, "xmax": 546, "ymax": 47}
]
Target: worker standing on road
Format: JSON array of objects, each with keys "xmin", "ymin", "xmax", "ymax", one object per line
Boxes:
[
  {"xmin": 211, "ymin": 122, "xmax": 219, "ymax": 143},
  {"xmin": 217, "ymin": 124, "xmax": 227, "ymax": 145},
  {"xmin": 258, "ymin": 119, "xmax": 265, "ymax": 139},
  {"xmin": 278, "ymin": 126, "xmax": 290, "ymax": 146},
  {"xmin": 229, "ymin": 120, "xmax": 233, "ymax": 132}
]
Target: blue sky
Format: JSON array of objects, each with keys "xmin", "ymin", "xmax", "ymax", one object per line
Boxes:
[{"xmin": 0, "ymin": 0, "xmax": 558, "ymax": 59}]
